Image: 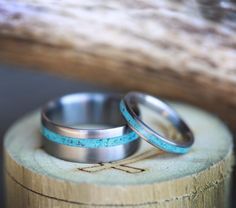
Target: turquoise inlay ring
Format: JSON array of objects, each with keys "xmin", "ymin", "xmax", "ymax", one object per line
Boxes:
[
  {"xmin": 41, "ymin": 93, "xmax": 140, "ymax": 163},
  {"xmin": 41, "ymin": 126, "xmax": 138, "ymax": 149},
  {"xmin": 120, "ymin": 92, "xmax": 194, "ymax": 154}
]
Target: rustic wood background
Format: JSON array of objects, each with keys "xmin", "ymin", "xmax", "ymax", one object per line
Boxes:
[{"xmin": 0, "ymin": 0, "xmax": 235, "ymax": 130}]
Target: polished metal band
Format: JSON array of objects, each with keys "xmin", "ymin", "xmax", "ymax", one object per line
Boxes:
[
  {"xmin": 120, "ymin": 92, "xmax": 194, "ymax": 154},
  {"xmin": 41, "ymin": 93, "xmax": 140, "ymax": 163}
]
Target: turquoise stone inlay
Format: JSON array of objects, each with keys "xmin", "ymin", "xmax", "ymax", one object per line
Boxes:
[
  {"xmin": 120, "ymin": 100, "xmax": 189, "ymax": 154},
  {"xmin": 41, "ymin": 126, "xmax": 139, "ymax": 148}
]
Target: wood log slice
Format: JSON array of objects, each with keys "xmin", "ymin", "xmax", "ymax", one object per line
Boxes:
[{"xmin": 4, "ymin": 101, "xmax": 234, "ymax": 208}]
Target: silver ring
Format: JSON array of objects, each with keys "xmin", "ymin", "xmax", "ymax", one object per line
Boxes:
[
  {"xmin": 120, "ymin": 92, "xmax": 194, "ymax": 154},
  {"xmin": 41, "ymin": 93, "xmax": 140, "ymax": 163}
]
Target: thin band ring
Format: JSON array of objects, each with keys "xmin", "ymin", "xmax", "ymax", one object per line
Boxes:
[
  {"xmin": 41, "ymin": 93, "xmax": 140, "ymax": 163},
  {"xmin": 120, "ymin": 92, "xmax": 194, "ymax": 154}
]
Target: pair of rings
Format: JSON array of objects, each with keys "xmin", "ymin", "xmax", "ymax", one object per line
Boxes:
[{"xmin": 41, "ymin": 92, "xmax": 194, "ymax": 163}]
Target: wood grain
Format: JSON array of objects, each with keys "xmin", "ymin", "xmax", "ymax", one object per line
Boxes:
[
  {"xmin": 4, "ymin": 102, "xmax": 234, "ymax": 207},
  {"xmin": 0, "ymin": 0, "xmax": 236, "ymax": 129}
]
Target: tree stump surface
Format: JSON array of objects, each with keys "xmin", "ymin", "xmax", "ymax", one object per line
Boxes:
[
  {"xmin": 4, "ymin": 102, "xmax": 234, "ymax": 208},
  {"xmin": 0, "ymin": 0, "xmax": 236, "ymax": 129}
]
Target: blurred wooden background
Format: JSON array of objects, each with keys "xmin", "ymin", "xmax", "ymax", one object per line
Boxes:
[{"xmin": 0, "ymin": 0, "xmax": 235, "ymax": 130}]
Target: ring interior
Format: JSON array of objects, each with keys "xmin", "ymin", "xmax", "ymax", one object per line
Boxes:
[
  {"xmin": 126, "ymin": 93, "xmax": 193, "ymax": 146},
  {"xmin": 44, "ymin": 93, "xmax": 126, "ymax": 129}
]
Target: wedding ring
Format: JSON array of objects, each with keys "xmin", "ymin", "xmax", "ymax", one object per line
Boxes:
[
  {"xmin": 120, "ymin": 92, "xmax": 194, "ymax": 154},
  {"xmin": 41, "ymin": 93, "xmax": 140, "ymax": 163}
]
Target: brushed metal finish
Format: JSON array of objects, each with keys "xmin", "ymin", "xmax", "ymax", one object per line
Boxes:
[
  {"xmin": 41, "ymin": 93, "xmax": 140, "ymax": 163},
  {"xmin": 121, "ymin": 92, "xmax": 194, "ymax": 153},
  {"xmin": 42, "ymin": 93, "xmax": 129, "ymax": 138},
  {"xmin": 44, "ymin": 138, "xmax": 140, "ymax": 163}
]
